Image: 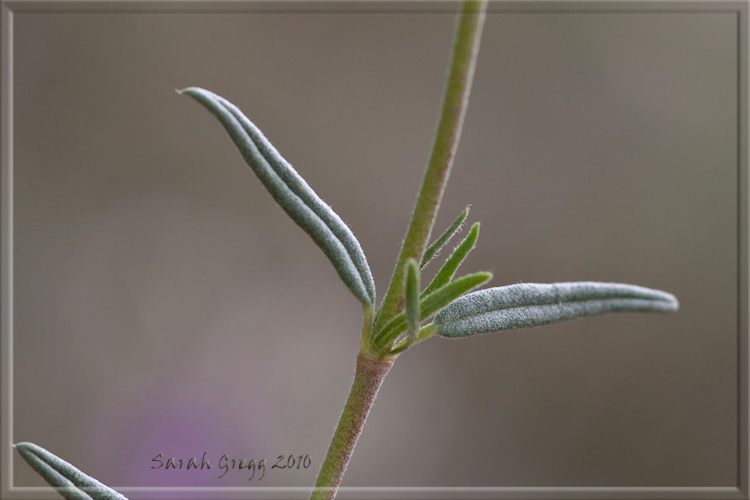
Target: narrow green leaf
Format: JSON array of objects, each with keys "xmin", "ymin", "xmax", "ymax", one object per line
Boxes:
[
  {"xmin": 421, "ymin": 222, "xmax": 479, "ymax": 297},
  {"xmin": 404, "ymin": 259, "xmax": 420, "ymax": 344},
  {"xmin": 180, "ymin": 87, "xmax": 375, "ymax": 305},
  {"xmin": 371, "ymin": 271, "xmax": 492, "ymax": 350},
  {"xmin": 391, "ymin": 322, "xmax": 438, "ymax": 354},
  {"xmin": 420, "ymin": 206, "xmax": 469, "ymax": 269},
  {"xmin": 15, "ymin": 442, "xmax": 128, "ymax": 500},
  {"xmin": 434, "ymin": 282, "xmax": 679, "ymax": 338}
]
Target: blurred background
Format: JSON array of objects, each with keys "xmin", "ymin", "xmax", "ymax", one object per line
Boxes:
[{"xmin": 11, "ymin": 3, "xmax": 737, "ymax": 491}]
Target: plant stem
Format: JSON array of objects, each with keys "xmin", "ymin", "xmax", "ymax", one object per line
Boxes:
[
  {"xmin": 310, "ymin": 4, "xmax": 487, "ymax": 499},
  {"xmin": 310, "ymin": 353, "xmax": 394, "ymax": 500},
  {"xmin": 373, "ymin": 0, "xmax": 488, "ymax": 336}
]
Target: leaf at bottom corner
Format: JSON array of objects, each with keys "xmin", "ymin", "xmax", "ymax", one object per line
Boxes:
[{"xmin": 15, "ymin": 442, "xmax": 128, "ymax": 500}]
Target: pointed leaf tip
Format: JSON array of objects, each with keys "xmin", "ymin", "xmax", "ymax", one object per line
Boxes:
[
  {"xmin": 434, "ymin": 281, "xmax": 678, "ymax": 338},
  {"xmin": 420, "ymin": 206, "xmax": 470, "ymax": 269},
  {"xmin": 182, "ymin": 87, "xmax": 375, "ymax": 305},
  {"xmin": 15, "ymin": 442, "xmax": 128, "ymax": 500},
  {"xmin": 421, "ymin": 221, "xmax": 480, "ymax": 297}
]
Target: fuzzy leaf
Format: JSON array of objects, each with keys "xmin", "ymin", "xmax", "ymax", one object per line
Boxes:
[
  {"xmin": 15, "ymin": 442, "xmax": 128, "ymax": 500},
  {"xmin": 371, "ymin": 271, "xmax": 492, "ymax": 350},
  {"xmin": 181, "ymin": 87, "xmax": 375, "ymax": 305},
  {"xmin": 420, "ymin": 206, "xmax": 469, "ymax": 269},
  {"xmin": 434, "ymin": 282, "xmax": 679, "ymax": 338},
  {"xmin": 421, "ymin": 222, "xmax": 479, "ymax": 297},
  {"xmin": 404, "ymin": 259, "xmax": 420, "ymax": 343}
]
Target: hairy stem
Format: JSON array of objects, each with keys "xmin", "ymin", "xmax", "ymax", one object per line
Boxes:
[
  {"xmin": 310, "ymin": 354, "xmax": 394, "ymax": 500},
  {"xmin": 310, "ymin": 4, "xmax": 487, "ymax": 499},
  {"xmin": 373, "ymin": 0, "xmax": 488, "ymax": 336}
]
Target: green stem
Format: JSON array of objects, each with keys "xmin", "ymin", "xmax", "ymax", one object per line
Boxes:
[
  {"xmin": 373, "ymin": 0, "xmax": 488, "ymax": 336},
  {"xmin": 310, "ymin": 354, "xmax": 394, "ymax": 500},
  {"xmin": 310, "ymin": 4, "xmax": 487, "ymax": 499}
]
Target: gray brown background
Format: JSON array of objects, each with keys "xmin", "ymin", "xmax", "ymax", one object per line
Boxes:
[{"xmin": 11, "ymin": 3, "xmax": 738, "ymax": 490}]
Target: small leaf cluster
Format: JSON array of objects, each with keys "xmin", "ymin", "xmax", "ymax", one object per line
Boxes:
[
  {"xmin": 370, "ymin": 208, "xmax": 491, "ymax": 355},
  {"xmin": 180, "ymin": 88, "xmax": 679, "ymax": 360}
]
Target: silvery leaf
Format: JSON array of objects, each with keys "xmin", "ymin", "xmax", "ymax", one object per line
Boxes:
[
  {"xmin": 15, "ymin": 442, "xmax": 128, "ymax": 500},
  {"xmin": 181, "ymin": 87, "xmax": 375, "ymax": 305},
  {"xmin": 435, "ymin": 282, "xmax": 679, "ymax": 338}
]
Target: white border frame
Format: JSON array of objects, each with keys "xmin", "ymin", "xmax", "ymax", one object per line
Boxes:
[{"xmin": 1, "ymin": 2, "xmax": 747, "ymax": 498}]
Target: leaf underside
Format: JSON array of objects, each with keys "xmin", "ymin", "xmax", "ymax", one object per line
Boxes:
[
  {"xmin": 434, "ymin": 282, "xmax": 679, "ymax": 338},
  {"xmin": 181, "ymin": 87, "xmax": 375, "ymax": 305},
  {"xmin": 15, "ymin": 442, "xmax": 128, "ymax": 500}
]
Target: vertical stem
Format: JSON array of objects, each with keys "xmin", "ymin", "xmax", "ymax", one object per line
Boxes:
[
  {"xmin": 311, "ymin": 4, "xmax": 487, "ymax": 499},
  {"xmin": 373, "ymin": 0, "xmax": 488, "ymax": 334},
  {"xmin": 310, "ymin": 354, "xmax": 394, "ymax": 500}
]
